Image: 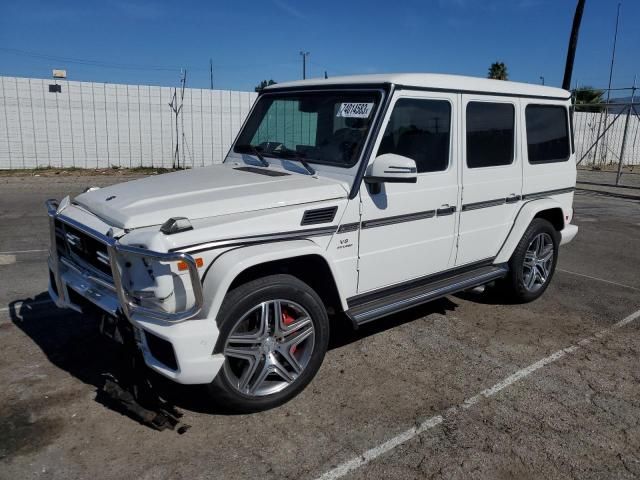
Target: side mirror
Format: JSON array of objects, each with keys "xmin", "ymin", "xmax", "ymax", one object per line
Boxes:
[{"xmin": 364, "ymin": 153, "xmax": 417, "ymax": 194}]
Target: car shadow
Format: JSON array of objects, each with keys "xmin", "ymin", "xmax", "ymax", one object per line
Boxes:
[
  {"xmin": 10, "ymin": 292, "xmax": 459, "ymax": 418},
  {"xmin": 328, "ymin": 296, "xmax": 458, "ymax": 350}
]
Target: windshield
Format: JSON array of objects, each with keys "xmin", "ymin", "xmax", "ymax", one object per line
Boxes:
[{"xmin": 234, "ymin": 90, "xmax": 381, "ymax": 168}]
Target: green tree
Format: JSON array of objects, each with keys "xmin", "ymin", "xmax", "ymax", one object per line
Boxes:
[
  {"xmin": 488, "ymin": 62, "xmax": 508, "ymax": 80},
  {"xmin": 573, "ymin": 86, "xmax": 604, "ymax": 104},
  {"xmin": 255, "ymin": 79, "xmax": 277, "ymax": 92},
  {"xmin": 573, "ymin": 86, "xmax": 605, "ymax": 113}
]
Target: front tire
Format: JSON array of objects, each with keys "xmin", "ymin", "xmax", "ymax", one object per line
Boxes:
[
  {"xmin": 497, "ymin": 218, "xmax": 559, "ymax": 303},
  {"xmin": 208, "ymin": 274, "xmax": 329, "ymax": 413}
]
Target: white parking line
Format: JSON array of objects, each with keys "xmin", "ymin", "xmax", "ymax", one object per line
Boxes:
[
  {"xmin": 557, "ymin": 268, "xmax": 639, "ymax": 291},
  {"xmin": 0, "ymin": 254, "xmax": 16, "ymax": 265},
  {"xmin": 315, "ymin": 307, "xmax": 640, "ymax": 480},
  {"xmin": 0, "ymin": 249, "xmax": 47, "ymax": 255}
]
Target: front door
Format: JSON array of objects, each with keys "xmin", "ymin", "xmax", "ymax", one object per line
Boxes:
[{"xmin": 357, "ymin": 91, "xmax": 460, "ymax": 293}]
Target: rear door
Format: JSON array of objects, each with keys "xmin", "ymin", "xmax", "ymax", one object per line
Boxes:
[
  {"xmin": 456, "ymin": 96, "xmax": 522, "ymax": 266},
  {"xmin": 357, "ymin": 90, "xmax": 460, "ymax": 293},
  {"xmin": 521, "ymin": 100, "xmax": 575, "ymax": 205}
]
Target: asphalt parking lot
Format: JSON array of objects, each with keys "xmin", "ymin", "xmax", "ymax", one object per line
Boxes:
[{"xmin": 1, "ymin": 174, "xmax": 639, "ymax": 480}]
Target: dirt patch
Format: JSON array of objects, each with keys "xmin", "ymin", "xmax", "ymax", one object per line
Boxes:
[{"xmin": 0, "ymin": 396, "xmax": 68, "ymax": 461}]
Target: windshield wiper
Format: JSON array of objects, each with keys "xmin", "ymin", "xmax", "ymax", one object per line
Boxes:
[
  {"xmin": 235, "ymin": 144, "xmax": 269, "ymax": 167},
  {"xmin": 276, "ymin": 148, "xmax": 316, "ymax": 175}
]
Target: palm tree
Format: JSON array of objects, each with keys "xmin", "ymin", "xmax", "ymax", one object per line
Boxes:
[{"xmin": 488, "ymin": 62, "xmax": 508, "ymax": 80}]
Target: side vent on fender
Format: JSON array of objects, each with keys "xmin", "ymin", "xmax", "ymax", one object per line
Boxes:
[{"xmin": 301, "ymin": 206, "xmax": 338, "ymax": 226}]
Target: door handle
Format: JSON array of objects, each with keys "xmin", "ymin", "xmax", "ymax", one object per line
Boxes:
[
  {"xmin": 436, "ymin": 204, "xmax": 456, "ymax": 216},
  {"xmin": 505, "ymin": 194, "xmax": 521, "ymax": 204}
]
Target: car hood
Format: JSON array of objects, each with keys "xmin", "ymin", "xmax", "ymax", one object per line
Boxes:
[{"xmin": 74, "ymin": 164, "xmax": 349, "ymax": 230}]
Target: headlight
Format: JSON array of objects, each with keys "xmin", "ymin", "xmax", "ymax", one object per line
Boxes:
[{"xmin": 108, "ymin": 244, "xmax": 204, "ymax": 322}]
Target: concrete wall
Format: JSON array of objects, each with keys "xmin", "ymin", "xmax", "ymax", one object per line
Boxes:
[
  {"xmin": 0, "ymin": 76, "xmax": 257, "ymax": 169},
  {"xmin": 573, "ymin": 110, "xmax": 640, "ymax": 166}
]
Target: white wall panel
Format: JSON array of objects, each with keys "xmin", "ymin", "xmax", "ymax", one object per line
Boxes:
[{"xmin": 0, "ymin": 75, "xmax": 259, "ymax": 169}]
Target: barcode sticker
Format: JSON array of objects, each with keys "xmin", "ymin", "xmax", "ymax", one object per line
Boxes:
[{"xmin": 336, "ymin": 103, "xmax": 374, "ymax": 118}]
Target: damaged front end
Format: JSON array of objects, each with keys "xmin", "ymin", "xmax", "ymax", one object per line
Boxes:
[{"xmin": 46, "ymin": 197, "xmax": 206, "ymax": 431}]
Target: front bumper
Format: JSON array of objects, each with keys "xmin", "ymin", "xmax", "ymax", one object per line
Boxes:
[{"xmin": 46, "ymin": 199, "xmax": 224, "ymax": 385}]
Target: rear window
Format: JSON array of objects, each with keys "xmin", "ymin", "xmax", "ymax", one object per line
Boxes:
[
  {"xmin": 525, "ymin": 105, "xmax": 570, "ymax": 163},
  {"xmin": 466, "ymin": 102, "xmax": 515, "ymax": 168}
]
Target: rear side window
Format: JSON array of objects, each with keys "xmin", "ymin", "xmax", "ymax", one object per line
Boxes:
[
  {"xmin": 466, "ymin": 102, "xmax": 515, "ymax": 168},
  {"xmin": 377, "ymin": 98, "xmax": 451, "ymax": 173},
  {"xmin": 525, "ymin": 105, "xmax": 570, "ymax": 163}
]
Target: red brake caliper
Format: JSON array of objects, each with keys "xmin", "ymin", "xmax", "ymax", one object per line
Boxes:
[{"xmin": 281, "ymin": 308, "xmax": 297, "ymax": 354}]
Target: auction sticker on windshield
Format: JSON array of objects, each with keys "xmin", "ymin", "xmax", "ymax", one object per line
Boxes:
[{"xmin": 336, "ymin": 102, "xmax": 374, "ymax": 118}]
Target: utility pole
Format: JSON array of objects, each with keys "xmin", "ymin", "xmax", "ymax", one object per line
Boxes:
[
  {"xmin": 324, "ymin": 70, "xmax": 328, "ymax": 79},
  {"xmin": 209, "ymin": 58, "xmax": 213, "ymax": 89},
  {"xmin": 300, "ymin": 51, "xmax": 310, "ymax": 79},
  {"xmin": 562, "ymin": 0, "xmax": 586, "ymax": 90},
  {"xmin": 540, "ymin": 76, "xmax": 545, "ymax": 85}
]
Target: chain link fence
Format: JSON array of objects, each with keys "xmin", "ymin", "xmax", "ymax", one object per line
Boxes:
[{"xmin": 573, "ymin": 87, "xmax": 639, "ymax": 185}]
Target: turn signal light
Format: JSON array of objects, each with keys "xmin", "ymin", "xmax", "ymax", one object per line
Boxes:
[{"xmin": 177, "ymin": 257, "xmax": 203, "ymax": 271}]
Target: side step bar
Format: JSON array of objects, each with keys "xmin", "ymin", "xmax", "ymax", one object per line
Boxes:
[{"xmin": 346, "ymin": 264, "xmax": 508, "ymax": 326}]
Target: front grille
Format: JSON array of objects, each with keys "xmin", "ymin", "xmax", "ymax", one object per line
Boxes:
[{"xmin": 55, "ymin": 219, "xmax": 112, "ymax": 277}]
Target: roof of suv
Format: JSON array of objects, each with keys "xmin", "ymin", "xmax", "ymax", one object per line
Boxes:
[{"xmin": 265, "ymin": 73, "xmax": 570, "ymax": 99}]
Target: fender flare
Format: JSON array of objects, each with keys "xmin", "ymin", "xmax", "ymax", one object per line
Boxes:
[
  {"xmin": 200, "ymin": 239, "xmax": 348, "ymax": 321},
  {"xmin": 494, "ymin": 198, "xmax": 565, "ymax": 264}
]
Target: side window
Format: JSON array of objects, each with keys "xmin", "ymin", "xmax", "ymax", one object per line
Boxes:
[
  {"xmin": 377, "ymin": 98, "xmax": 451, "ymax": 173},
  {"xmin": 466, "ymin": 102, "xmax": 515, "ymax": 168},
  {"xmin": 525, "ymin": 105, "xmax": 570, "ymax": 163}
]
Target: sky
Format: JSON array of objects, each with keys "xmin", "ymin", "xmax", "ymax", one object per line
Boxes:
[{"xmin": 0, "ymin": 0, "xmax": 637, "ymax": 92}]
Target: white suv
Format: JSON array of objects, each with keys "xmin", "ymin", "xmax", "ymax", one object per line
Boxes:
[{"xmin": 46, "ymin": 74, "xmax": 578, "ymax": 412}]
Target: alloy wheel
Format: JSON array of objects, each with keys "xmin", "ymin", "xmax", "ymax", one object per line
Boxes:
[
  {"xmin": 222, "ymin": 299, "xmax": 315, "ymax": 397},
  {"xmin": 522, "ymin": 232, "xmax": 554, "ymax": 293}
]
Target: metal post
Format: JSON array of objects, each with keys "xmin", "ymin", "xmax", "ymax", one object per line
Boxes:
[
  {"xmin": 615, "ymin": 79, "xmax": 636, "ymax": 185},
  {"xmin": 28, "ymin": 78, "xmax": 38, "ymax": 167},
  {"xmin": 592, "ymin": 2, "xmax": 620, "ymax": 166},
  {"xmin": 92, "ymin": 82, "xmax": 99, "ymax": 167},
  {"xmin": 104, "ymin": 83, "xmax": 111, "ymax": 167},
  {"xmin": 300, "ymin": 51, "xmax": 309, "ymax": 79},
  {"xmin": 67, "ymin": 80, "xmax": 75, "ymax": 167},
  {"xmin": 1, "ymin": 77, "xmax": 13, "ymax": 169},
  {"xmin": 42, "ymin": 79, "xmax": 51, "ymax": 167},
  {"xmin": 210, "ymin": 59, "xmax": 213, "ymax": 90},
  {"xmin": 79, "ymin": 81, "xmax": 87, "ymax": 168},
  {"xmin": 15, "ymin": 78, "xmax": 25, "ymax": 168}
]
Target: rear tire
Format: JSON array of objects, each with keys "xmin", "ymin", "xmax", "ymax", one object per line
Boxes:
[
  {"xmin": 207, "ymin": 274, "xmax": 329, "ymax": 413},
  {"xmin": 496, "ymin": 218, "xmax": 559, "ymax": 303}
]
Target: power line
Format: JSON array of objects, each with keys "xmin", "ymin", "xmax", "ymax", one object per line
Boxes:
[
  {"xmin": 0, "ymin": 47, "xmax": 301, "ymax": 73},
  {"xmin": 0, "ymin": 47, "xmax": 181, "ymax": 72}
]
